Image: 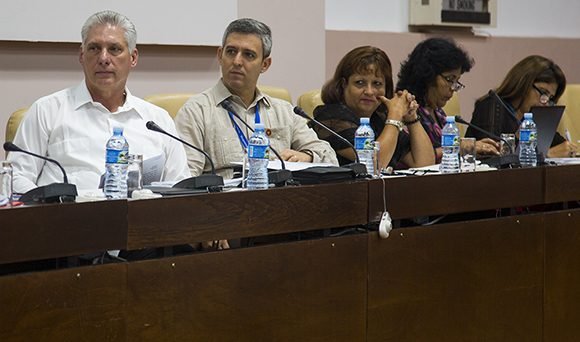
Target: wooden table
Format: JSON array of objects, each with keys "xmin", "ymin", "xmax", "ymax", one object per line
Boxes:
[{"xmin": 1, "ymin": 166, "xmax": 580, "ymax": 341}]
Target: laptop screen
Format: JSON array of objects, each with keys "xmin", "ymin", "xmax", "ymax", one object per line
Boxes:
[{"xmin": 529, "ymin": 105, "xmax": 565, "ymax": 158}]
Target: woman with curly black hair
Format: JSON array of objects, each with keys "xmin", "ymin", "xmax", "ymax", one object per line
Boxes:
[{"xmin": 397, "ymin": 37, "xmax": 499, "ymax": 162}]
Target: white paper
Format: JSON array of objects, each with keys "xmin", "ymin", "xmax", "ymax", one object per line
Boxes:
[
  {"xmin": 546, "ymin": 157, "xmax": 580, "ymax": 165},
  {"xmin": 142, "ymin": 154, "xmax": 166, "ymax": 185}
]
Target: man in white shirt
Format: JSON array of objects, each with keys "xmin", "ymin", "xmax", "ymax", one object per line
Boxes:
[{"xmin": 8, "ymin": 10, "xmax": 190, "ymax": 194}]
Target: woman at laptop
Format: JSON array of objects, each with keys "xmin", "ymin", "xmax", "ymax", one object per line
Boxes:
[{"xmin": 467, "ymin": 55, "xmax": 576, "ymax": 157}]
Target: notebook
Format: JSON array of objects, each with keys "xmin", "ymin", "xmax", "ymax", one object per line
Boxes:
[{"xmin": 530, "ymin": 105, "xmax": 565, "ymax": 158}]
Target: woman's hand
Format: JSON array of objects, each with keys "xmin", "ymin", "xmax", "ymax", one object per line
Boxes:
[
  {"xmin": 475, "ymin": 138, "xmax": 500, "ymax": 155},
  {"xmin": 547, "ymin": 141, "xmax": 578, "ymax": 158},
  {"xmin": 378, "ymin": 90, "xmax": 414, "ymax": 121}
]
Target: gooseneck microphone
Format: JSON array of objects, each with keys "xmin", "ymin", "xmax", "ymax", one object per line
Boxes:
[
  {"xmin": 454, "ymin": 115, "xmax": 513, "ymax": 154},
  {"xmin": 3, "ymin": 142, "xmax": 77, "ymax": 204},
  {"xmin": 145, "ymin": 121, "xmax": 223, "ymax": 190},
  {"xmin": 488, "ymin": 89, "xmax": 519, "ymax": 122},
  {"xmin": 453, "ymin": 116, "xmax": 518, "ymax": 168},
  {"xmin": 221, "ymin": 100, "xmax": 292, "ymax": 186},
  {"xmin": 293, "ymin": 106, "xmax": 367, "ymax": 176}
]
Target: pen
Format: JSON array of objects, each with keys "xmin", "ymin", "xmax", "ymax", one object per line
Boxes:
[{"xmin": 565, "ymin": 129, "xmax": 572, "ymax": 142}]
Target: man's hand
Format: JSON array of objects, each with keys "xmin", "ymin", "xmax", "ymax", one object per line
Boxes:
[{"xmin": 280, "ymin": 149, "xmax": 313, "ymax": 162}]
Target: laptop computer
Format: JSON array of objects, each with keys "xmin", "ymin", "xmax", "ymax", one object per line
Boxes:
[{"xmin": 530, "ymin": 105, "xmax": 565, "ymax": 159}]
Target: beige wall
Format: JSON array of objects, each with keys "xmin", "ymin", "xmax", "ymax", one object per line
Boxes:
[
  {"xmin": 325, "ymin": 30, "xmax": 580, "ymax": 121},
  {"xmin": 238, "ymin": 0, "xmax": 326, "ymax": 103},
  {"xmin": 0, "ymin": 42, "xmax": 220, "ymax": 142},
  {"xmin": 0, "ymin": 0, "xmax": 325, "ymax": 143},
  {"xmin": 2, "ymin": 1, "xmax": 579, "ymax": 143}
]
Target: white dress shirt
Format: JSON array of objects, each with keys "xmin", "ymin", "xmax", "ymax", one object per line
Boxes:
[{"xmin": 8, "ymin": 82, "xmax": 190, "ymax": 193}]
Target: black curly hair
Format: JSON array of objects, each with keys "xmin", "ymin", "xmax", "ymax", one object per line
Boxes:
[{"xmin": 396, "ymin": 37, "xmax": 474, "ymax": 107}]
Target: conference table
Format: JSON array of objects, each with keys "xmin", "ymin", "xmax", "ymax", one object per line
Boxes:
[{"xmin": 1, "ymin": 164, "xmax": 579, "ymax": 341}]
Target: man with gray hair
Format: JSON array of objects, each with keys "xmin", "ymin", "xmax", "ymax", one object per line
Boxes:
[
  {"xmin": 8, "ymin": 10, "xmax": 190, "ymax": 194},
  {"xmin": 175, "ymin": 18, "xmax": 338, "ymax": 179}
]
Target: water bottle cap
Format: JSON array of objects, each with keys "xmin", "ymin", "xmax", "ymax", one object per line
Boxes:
[
  {"xmin": 254, "ymin": 123, "xmax": 265, "ymax": 131},
  {"xmin": 524, "ymin": 112, "xmax": 533, "ymax": 119},
  {"xmin": 113, "ymin": 126, "xmax": 124, "ymax": 135},
  {"xmin": 360, "ymin": 117, "xmax": 370, "ymax": 124},
  {"xmin": 446, "ymin": 116, "xmax": 455, "ymax": 123}
]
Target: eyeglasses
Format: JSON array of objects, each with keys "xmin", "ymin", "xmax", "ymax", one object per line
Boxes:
[
  {"xmin": 532, "ymin": 84, "xmax": 556, "ymax": 106},
  {"xmin": 440, "ymin": 74, "xmax": 465, "ymax": 92}
]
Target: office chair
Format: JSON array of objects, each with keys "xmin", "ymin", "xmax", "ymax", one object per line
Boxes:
[
  {"xmin": 297, "ymin": 89, "xmax": 323, "ymax": 118},
  {"xmin": 556, "ymin": 84, "xmax": 580, "ymax": 143},
  {"xmin": 5, "ymin": 108, "xmax": 28, "ymax": 143},
  {"xmin": 258, "ymin": 85, "xmax": 292, "ymax": 103},
  {"xmin": 143, "ymin": 93, "xmax": 194, "ymax": 119}
]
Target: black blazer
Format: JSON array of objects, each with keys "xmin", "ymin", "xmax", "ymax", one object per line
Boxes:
[{"xmin": 466, "ymin": 94, "xmax": 564, "ymax": 147}]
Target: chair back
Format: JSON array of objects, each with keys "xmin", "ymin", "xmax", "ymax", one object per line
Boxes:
[
  {"xmin": 5, "ymin": 108, "xmax": 28, "ymax": 143},
  {"xmin": 258, "ymin": 85, "xmax": 292, "ymax": 103},
  {"xmin": 557, "ymin": 84, "xmax": 580, "ymax": 143},
  {"xmin": 297, "ymin": 89, "xmax": 323, "ymax": 118},
  {"xmin": 144, "ymin": 93, "xmax": 194, "ymax": 118}
]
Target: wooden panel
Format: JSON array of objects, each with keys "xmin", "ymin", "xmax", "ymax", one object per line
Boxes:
[
  {"xmin": 0, "ymin": 200, "xmax": 127, "ymax": 264},
  {"xmin": 127, "ymin": 182, "xmax": 368, "ymax": 249},
  {"xmin": 544, "ymin": 209, "xmax": 580, "ymax": 341},
  {"xmin": 369, "ymin": 168, "xmax": 545, "ymax": 221},
  {"xmin": 126, "ymin": 235, "xmax": 367, "ymax": 341},
  {"xmin": 367, "ymin": 215, "xmax": 544, "ymax": 342},
  {"xmin": 544, "ymin": 164, "xmax": 580, "ymax": 203},
  {"xmin": 0, "ymin": 264, "xmax": 126, "ymax": 341}
]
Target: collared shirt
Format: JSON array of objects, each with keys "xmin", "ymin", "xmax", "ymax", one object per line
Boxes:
[
  {"xmin": 8, "ymin": 81, "xmax": 190, "ymax": 193},
  {"xmin": 175, "ymin": 79, "xmax": 338, "ymax": 179}
]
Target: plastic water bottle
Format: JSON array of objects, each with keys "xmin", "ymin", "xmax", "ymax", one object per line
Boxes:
[
  {"xmin": 104, "ymin": 127, "xmax": 129, "ymax": 199},
  {"xmin": 519, "ymin": 112, "xmax": 537, "ymax": 167},
  {"xmin": 354, "ymin": 117, "xmax": 375, "ymax": 175},
  {"xmin": 440, "ymin": 116, "xmax": 460, "ymax": 173},
  {"xmin": 246, "ymin": 123, "xmax": 270, "ymax": 190}
]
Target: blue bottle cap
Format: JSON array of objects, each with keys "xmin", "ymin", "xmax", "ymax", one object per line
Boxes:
[{"xmin": 360, "ymin": 117, "xmax": 370, "ymax": 124}]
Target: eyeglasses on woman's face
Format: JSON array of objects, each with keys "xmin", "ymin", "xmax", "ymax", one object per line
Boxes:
[
  {"xmin": 532, "ymin": 84, "xmax": 556, "ymax": 106},
  {"xmin": 440, "ymin": 74, "xmax": 465, "ymax": 92}
]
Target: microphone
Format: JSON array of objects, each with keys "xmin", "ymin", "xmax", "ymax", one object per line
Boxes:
[
  {"xmin": 145, "ymin": 121, "xmax": 223, "ymax": 191},
  {"xmin": 488, "ymin": 89, "xmax": 519, "ymax": 123},
  {"xmin": 3, "ymin": 142, "xmax": 77, "ymax": 204},
  {"xmin": 453, "ymin": 116, "xmax": 519, "ymax": 168},
  {"xmin": 454, "ymin": 115, "xmax": 513, "ymax": 154},
  {"xmin": 293, "ymin": 106, "xmax": 367, "ymax": 176},
  {"xmin": 221, "ymin": 100, "xmax": 292, "ymax": 186}
]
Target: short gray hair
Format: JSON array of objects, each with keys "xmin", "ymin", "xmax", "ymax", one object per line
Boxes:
[
  {"xmin": 222, "ymin": 18, "xmax": 272, "ymax": 58},
  {"xmin": 81, "ymin": 10, "xmax": 137, "ymax": 51}
]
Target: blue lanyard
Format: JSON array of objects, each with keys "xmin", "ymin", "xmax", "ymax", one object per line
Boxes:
[
  {"xmin": 226, "ymin": 103, "xmax": 261, "ymax": 150},
  {"xmin": 227, "ymin": 111, "xmax": 249, "ymax": 150}
]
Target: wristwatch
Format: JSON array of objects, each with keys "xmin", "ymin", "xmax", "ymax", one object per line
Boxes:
[{"xmin": 385, "ymin": 119, "xmax": 404, "ymax": 132}]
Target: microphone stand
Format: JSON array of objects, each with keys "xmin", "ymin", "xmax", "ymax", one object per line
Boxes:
[
  {"xmin": 453, "ymin": 116, "xmax": 519, "ymax": 168},
  {"xmin": 293, "ymin": 106, "xmax": 367, "ymax": 176},
  {"xmin": 488, "ymin": 90, "xmax": 548, "ymax": 165},
  {"xmin": 221, "ymin": 100, "xmax": 293, "ymax": 186},
  {"xmin": 145, "ymin": 121, "xmax": 223, "ymax": 191},
  {"xmin": 3, "ymin": 142, "xmax": 77, "ymax": 204}
]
